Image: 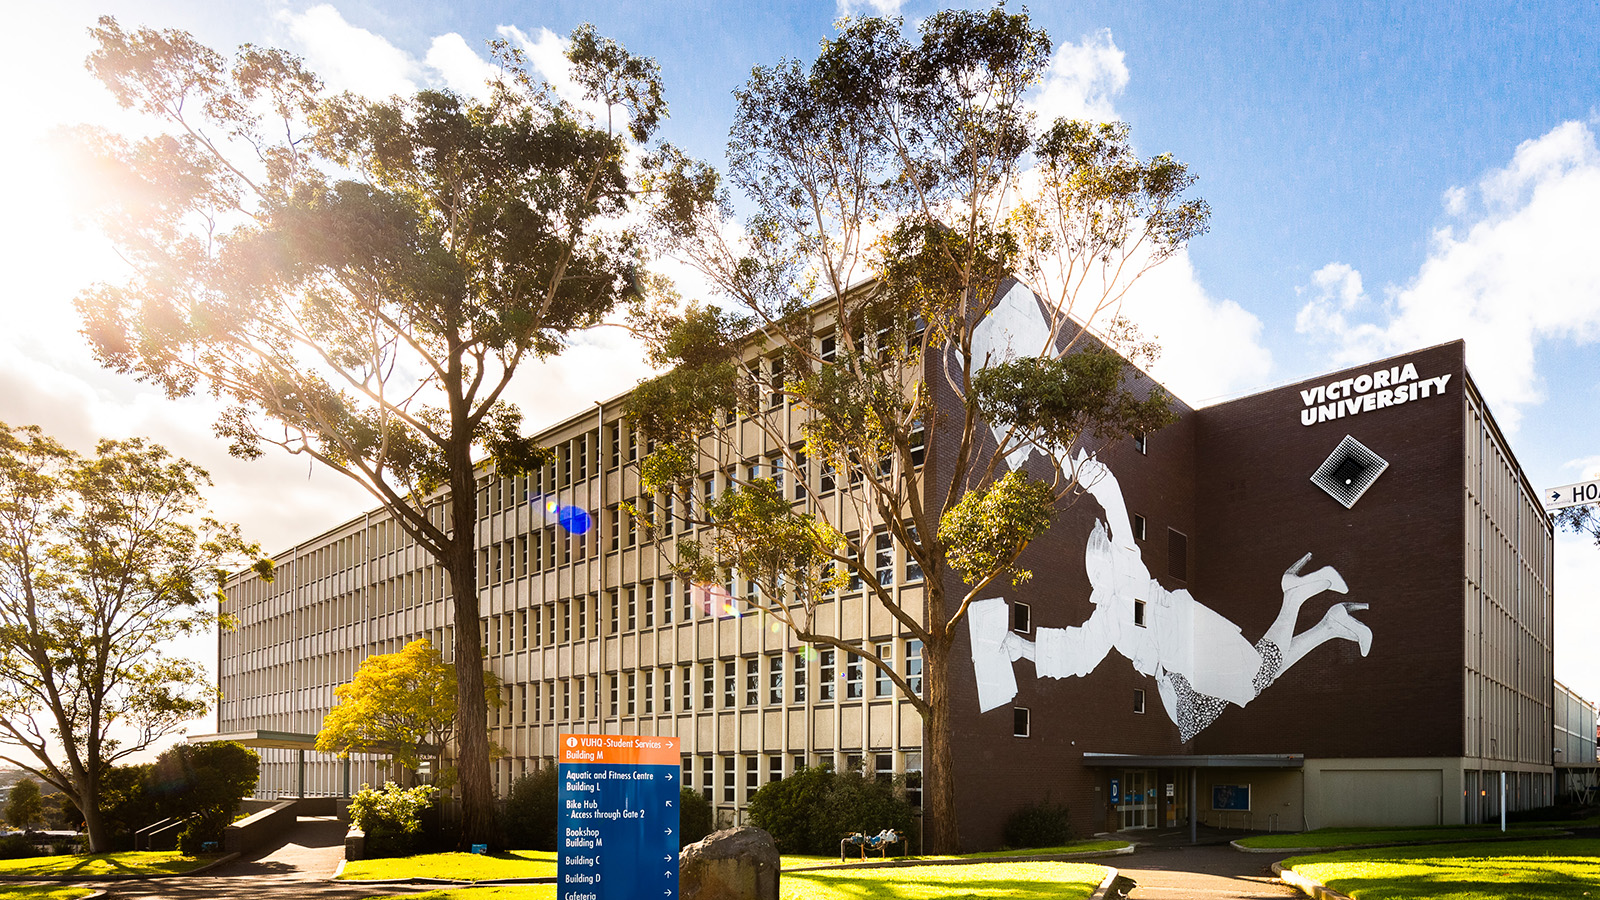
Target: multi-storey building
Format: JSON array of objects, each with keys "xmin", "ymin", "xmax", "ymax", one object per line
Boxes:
[{"xmin": 207, "ymin": 281, "xmax": 1558, "ymax": 847}]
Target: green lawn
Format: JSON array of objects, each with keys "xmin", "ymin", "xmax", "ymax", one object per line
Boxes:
[
  {"xmin": 1235, "ymin": 824, "xmax": 1564, "ymax": 849},
  {"xmin": 1279, "ymin": 838, "xmax": 1600, "ymax": 900},
  {"xmin": 372, "ymin": 860, "xmax": 1109, "ymax": 900},
  {"xmin": 781, "ymin": 839, "xmax": 1128, "ymax": 869},
  {"xmin": 0, "ymin": 851, "xmax": 213, "ymax": 877},
  {"xmin": 783, "ymin": 861, "xmax": 1106, "ymax": 900},
  {"xmin": 0, "ymin": 889, "xmax": 99, "ymax": 900},
  {"xmin": 375, "ymin": 889, "xmax": 552, "ymax": 900},
  {"xmin": 339, "ymin": 850, "xmax": 557, "ymax": 881}
]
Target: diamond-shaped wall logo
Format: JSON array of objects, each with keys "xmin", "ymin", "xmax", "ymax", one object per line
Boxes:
[{"xmin": 1311, "ymin": 435, "xmax": 1388, "ymax": 509}]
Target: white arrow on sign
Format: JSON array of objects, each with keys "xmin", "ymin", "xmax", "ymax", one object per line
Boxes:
[{"xmin": 1543, "ymin": 478, "xmax": 1600, "ymax": 511}]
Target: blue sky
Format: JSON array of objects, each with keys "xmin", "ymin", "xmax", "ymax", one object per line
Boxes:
[{"xmin": 5, "ymin": 0, "xmax": 1600, "ymax": 703}]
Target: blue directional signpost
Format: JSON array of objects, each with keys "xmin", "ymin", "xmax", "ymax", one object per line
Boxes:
[{"xmin": 558, "ymin": 733, "xmax": 681, "ymax": 900}]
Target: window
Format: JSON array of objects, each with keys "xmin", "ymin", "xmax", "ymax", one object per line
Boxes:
[
  {"xmin": 1168, "ymin": 528, "xmax": 1188, "ymax": 581},
  {"xmin": 627, "ymin": 588, "xmax": 637, "ymax": 631},
  {"xmin": 1134, "ymin": 433, "xmax": 1148, "ymax": 454},
  {"xmin": 768, "ymin": 357, "xmax": 784, "ymax": 408},
  {"xmin": 768, "ymin": 755, "xmax": 783, "ymax": 784},
  {"xmin": 610, "ymin": 504, "xmax": 621, "ymax": 551},
  {"xmin": 660, "ymin": 667, "xmax": 672, "ymax": 714},
  {"xmin": 820, "ymin": 332, "xmax": 836, "ymax": 362},
  {"xmin": 904, "ymin": 752, "xmax": 922, "ymax": 807},
  {"xmin": 561, "ymin": 601, "xmax": 571, "ymax": 643},
  {"xmin": 577, "ymin": 596, "xmax": 587, "ymax": 639},
  {"xmin": 608, "ymin": 591, "xmax": 619, "ymax": 635},
  {"xmin": 793, "ymin": 452, "xmax": 808, "ymax": 500},
  {"xmin": 659, "ymin": 580, "xmax": 672, "ymax": 625},
  {"xmin": 819, "ymin": 650, "xmax": 836, "ymax": 701},
  {"xmin": 723, "ymin": 756, "xmax": 736, "ymax": 803},
  {"xmin": 663, "ymin": 492, "xmax": 675, "ymax": 537},
  {"xmin": 643, "ymin": 583, "xmax": 655, "ymax": 628},
  {"xmin": 609, "ymin": 423, "xmax": 621, "ymax": 469},
  {"xmin": 745, "ymin": 657, "xmax": 759, "ymax": 707},
  {"xmin": 724, "ymin": 661, "xmax": 737, "ymax": 708},
  {"xmin": 904, "ymin": 527, "xmax": 923, "ymax": 582},
  {"xmin": 609, "ymin": 675, "xmax": 619, "ymax": 717},
  {"xmin": 1134, "ymin": 599, "xmax": 1147, "ymax": 627},
  {"xmin": 845, "ymin": 652, "xmax": 863, "ymax": 700},
  {"xmin": 792, "ymin": 652, "xmax": 808, "ymax": 703},
  {"xmin": 874, "ymin": 642, "xmax": 893, "ymax": 697},
  {"xmin": 626, "ymin": 672, "xmax": 637, "ymax": 716},
  {"xmin": 746, "ymin": 755, "xmax": 759, "ymax": 796},
  {"xmin": 909, "ymin": 419, "xmax": 926, "ymax": 467},
  {"xmin": 643, "ymin": 669, "xmax": 654, "ymax": 714},
  {"xmin": 1134, "ymin": 689, "xmax": 1146, "ymax": 714},
  {"xmin": 702, "ymin": 475, "xmax": 715, "ymax": 512},
  {"xmin": 770, "ymin": 454, "xmax": 785, "ymax": 496},
  {"xmin": 769, "ymin": 654, "xmax": 784, "ymax": 705},
  {"xmin": 905, "ymin": 640, "xmax": 923, "ymax": 696},
  {"xmin": 577, "ymin": 677, "xmax": 587, "ymax": 719},
  {"xmin": 702, "ymin": 664, "xmax": 715, "ymax": 709},
  {"xmin": 819, "ymin": 461, "xmax": 835, "ymax": 494},
  {"xmin": 874, "ymin": 754, "xmax": 893, "ymax": 785},
  {"xmin": 1133, "ymin": 514, "xmax": 1147, "ymax": 541},
  {"xmin": 561, "ymin": 679, "xmax": 570, "ymax": 719},
  {"xmin": 1012, "ymin": 601, "xmax": 1031, "ymax": 634},
  {"xmin": 875, "ymin": 533, "xmax": 894, "ymax": 586},
  {"xmin": 1014, "ymin": 706, "xmax": 1031, "ymax": 737},
  {"xmin": 682, "ymin": 664, "xmax": 693, "ymax": 711},
  {"xmin": 682, "ymin": 757, "xmax": 692, "ymax": 790},
  {"xmin": 701, "ymin": 757, "xmax": 713, "ymax": 802}
]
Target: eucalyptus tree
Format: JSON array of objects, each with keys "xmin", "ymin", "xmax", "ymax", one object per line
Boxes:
[
  {"xmin": 0, "ymin": 423, "xmax": 266, "ymax": 852},
  {"xmin": 631, "ymin": 6, "xmax": 1205, "ymax": 851},
  {"xmin": 74, "ymin": 18, "xmax": 666, "ymax": 845}
]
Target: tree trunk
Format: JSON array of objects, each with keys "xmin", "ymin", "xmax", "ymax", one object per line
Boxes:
[
  {"xmin": 447, "ymin": 463, "xmax": 496, "ymax": 848},
  {"xmin": 79, "ymin": 786, "xmax": 109, "ymax": 854},
  {"xmin": 923, "ymin": 640, "xmax": 961, "ymax": 854}
]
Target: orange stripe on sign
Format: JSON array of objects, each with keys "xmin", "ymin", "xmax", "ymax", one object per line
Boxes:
[{"xmin": 559, "ymin": 733, "xmax": 681, "ymax": 766}]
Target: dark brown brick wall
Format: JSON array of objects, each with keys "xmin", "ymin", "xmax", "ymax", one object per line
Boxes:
[
  {"xmin": 939, "ymin": 332, "xmax": 1470, "ymax": 848},
  {"xmin": 1191, "ymin": 341, "xmax": 1466, "ymax": 759}
]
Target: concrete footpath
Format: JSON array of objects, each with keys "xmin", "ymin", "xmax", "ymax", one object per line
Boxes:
[
  {"xmin": 99, "ymin": 816, "xmax": 416, "ymax": 900},
  {"xmin": 1111, "ymin": 841, "xmax": 1302, "ymax": 900}
]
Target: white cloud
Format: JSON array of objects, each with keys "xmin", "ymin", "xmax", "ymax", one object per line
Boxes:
[
  {"xmin": 1028, "ymin": 29, "xmax": 1129, "ymax": 125},
  {"xmin": 1555, "ymin": 529, "xmax": 1600, "ymax": 703},
  {"xmin": 278, "ymin": 4, "xmax": 417, "ymax": 99},
  {"xmin": 836, "ymin": 0, "xmax": 906, "ymax": 16},
  {"xmin": 426, "ymin": 33, "xmax": 500, "ymax": 101},
  {"xmin": 1119, "ymin": 249, "xmax": 1275, "ymax": 405},
  {"xmin": 1296, "ymin": 120, "xmax": 1600, "ymax": 433}
]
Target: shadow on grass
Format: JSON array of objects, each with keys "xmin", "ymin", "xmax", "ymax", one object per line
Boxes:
[
  {"xmin": 1285, "ymin": 839, "xmax": 1600, "ymax": 900},
  {"xmin": 781, "ymin": 862, "xmax": 1104, "ymax": 900}
]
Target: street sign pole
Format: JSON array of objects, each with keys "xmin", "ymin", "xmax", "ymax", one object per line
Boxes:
[{"xmin": 558, "ymin": 734, "xmax": 681, "ymax": 900}]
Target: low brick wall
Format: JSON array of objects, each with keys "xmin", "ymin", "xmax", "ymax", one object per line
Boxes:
[{"xmin": 344, "ymin": 826, "xmax": 365, "ymax": 862}]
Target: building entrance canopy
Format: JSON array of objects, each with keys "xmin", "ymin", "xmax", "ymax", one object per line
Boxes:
[{"xmin": 1082, "ymin": 752, "xmax": 1304, "ymax": 769}]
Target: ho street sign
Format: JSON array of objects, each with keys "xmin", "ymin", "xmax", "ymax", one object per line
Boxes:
[{"xmin": 1543, "ymin": 478, "xmax": 1600, "ymax": 512}]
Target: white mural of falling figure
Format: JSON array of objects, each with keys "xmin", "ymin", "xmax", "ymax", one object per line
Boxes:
[{"xmin": 965, "ymin": 283, "xmax": 1374, "ymax": 740}]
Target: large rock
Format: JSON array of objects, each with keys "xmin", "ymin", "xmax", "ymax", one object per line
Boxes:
[{"xmin": 679, "ymin": 826, "xmax": 780, "ymax": 900}]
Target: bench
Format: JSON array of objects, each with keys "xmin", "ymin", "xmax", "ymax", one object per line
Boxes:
[{"xmin": 839, "ymin": 829, "xmax": 906, "ymax": 861}]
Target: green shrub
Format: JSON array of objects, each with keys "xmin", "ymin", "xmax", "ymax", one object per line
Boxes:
[
  {"xmin": 679, "ymin": 787, "xmax": 714, "ymax": 848},
  {"xmin": 350, "ymin": 782, "xmax": 438, "ymax": 857},
  {"xmin": 747, "ymin": 765, "xmax": 914, "ymax": 855},
  {"xmin": 1002, "ymin": 797, "xmax": 1072, "ymax": 848},
  {"xmin": 503, "ymin": 768, "xmax": 558, "ymax": 850},
  {"xmin": 0, "ymin": 833, "xmax": 37, "ymax": 859}
]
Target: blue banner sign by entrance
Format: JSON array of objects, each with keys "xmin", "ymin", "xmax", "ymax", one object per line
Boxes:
[{"xmin": 558, "ymin": 734, "xmax": 681, "ymax": 900}]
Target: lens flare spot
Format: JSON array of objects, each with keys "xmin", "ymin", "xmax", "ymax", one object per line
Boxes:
[{"xmin": 556, "ymin": 505, "xmax": 592, "ymax": 534}]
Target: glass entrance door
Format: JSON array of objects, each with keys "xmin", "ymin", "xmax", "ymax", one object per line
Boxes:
[{"xmin": 1120, "ymin": 769, "xmax": 1155, "ymax": 829}]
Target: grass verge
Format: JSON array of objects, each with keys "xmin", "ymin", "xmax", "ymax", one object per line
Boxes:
[
  {"xmin": 372, "ymin": 860, "xmax": 1111, "ymax": 900},
  {"xmin": 0, "ymin": 851, "xmax": 213, "ymax": 877},
  {"xmin": 339, "ymin": 850, "xmax": 557, "ymax": 881},
  {"xmin": 1279, "ymin": 837, "xmax": 1600, "ymax": 900},
  {"xmin": 1235, "ymin": 824, "xmax": 1564, "ymax": 849},
  {"xmin": 780, "ymin": 839, "xmax": 1128, "ymax": 868},
  {"xmin": 782, "ymin": 861, "xmax": 1106, "ymax": 900},
  {"xmin": 0, "ymin": 888, "xmax": 100, "ymax": 900}
]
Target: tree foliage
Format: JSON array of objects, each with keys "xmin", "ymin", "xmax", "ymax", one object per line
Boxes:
[
  {"xmin": 74, "ymin": 17, "xmax": 668, "ymax": 845},
  {"xmin": 0, "ymin": 422, "xmax": 265, "ymax": 853},
  {"xmin": 349, "ymin": 781, "xmax": 439, "ymax": 857},
  {"xmin": 146, "ymin": 740, "xmax": 259, "ymax": 853},
  {"xmin": 630, "ymin": 6, "xmax": 1201, "ymax": 852},
  {"xmin": 501, "ymin": 767, "xmax": 558, "ymax": 850},
  {"xmin": 746, "ymin": 765, "xmax": 914, "ymax": 856},
  {"xmin": 4, "ymin": 779, "xmax": 43, "ymax": 832},
  {"xmin": 316, "ymin": 639, "xmax": 501, "ymax": 781}
]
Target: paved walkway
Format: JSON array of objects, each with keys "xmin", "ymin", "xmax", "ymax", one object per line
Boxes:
[
  {"xmin": 1113, "ymin": 841, "xmax": 1302, "ymax": 900},
  {"xmin": 100, "ymin": 816, "xmax": 414, "ymax": 900}
]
